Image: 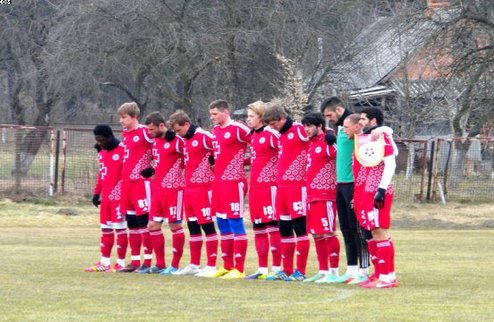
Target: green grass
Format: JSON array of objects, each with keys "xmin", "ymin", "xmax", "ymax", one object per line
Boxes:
[{"xmin": 0, "ymin": 201, "xmax": 493, "ymax": 321}]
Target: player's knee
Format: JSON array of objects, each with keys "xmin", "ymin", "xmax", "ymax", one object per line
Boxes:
[
  {"xmin": 187, "ymin": 220, "xmax": 201, "ymax": 235},
  {"xmin": 229, "ymin": 218, "xmax": 246, "ymax": 234},
  {"xmin": 201, "ymin": 222, "xmax": 216, "ymax": 235},
  {"xmin": 148, "ymin": 221, "xmax": 162, "ymax": 231},
  {"xmin": 216, "ymin": 217, "xmax": 232, "ymax": 234},
  {"xmin": 279, "ymin": 219, "xmax": 293, "ymax": 237},
  {"xmin": 292, "ymin": 217, "xmax": 307, "ymax": 236}
]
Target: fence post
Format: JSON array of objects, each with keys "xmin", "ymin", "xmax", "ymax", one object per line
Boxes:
[
  {"xmin": 54, "ymin": 130, "xmax": 61, "ymax": 194},
  {"xmin": 426, "ymin": 140, "xmax": 435, "ymax": 201},
  {"xmin": 49, "ymin": 130, "xmax": 55, "ymax": 196}
]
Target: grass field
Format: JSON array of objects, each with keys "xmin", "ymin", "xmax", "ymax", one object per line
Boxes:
[{"xmin": 0, "ymin": 199, "xmax": 493, "ymax": 321}]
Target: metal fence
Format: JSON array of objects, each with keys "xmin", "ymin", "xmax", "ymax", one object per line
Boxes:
[{"xmin": 1, "ymin": 124, "xmax": 493, "ymax": 203}]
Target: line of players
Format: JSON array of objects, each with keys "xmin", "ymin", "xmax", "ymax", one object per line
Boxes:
[{"xmin": 86, "ymin": 98, "xmax": 398, "ymax": 288}]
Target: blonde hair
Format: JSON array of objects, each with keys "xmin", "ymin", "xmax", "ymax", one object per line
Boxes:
[
  {"xmin": 117, "ymin": 102, "xmax": 140, "ymax": 118},
  {"xmin": 247, "ymin": 100, "xmax": 266, "ymax": 118}
]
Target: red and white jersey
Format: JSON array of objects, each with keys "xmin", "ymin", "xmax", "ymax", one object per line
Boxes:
[
  {"xmin": 183, "ymin": 127, "xmax": 215, "ymax": 186},
  {"xmin": 152, "ymin": 136, "xmax": 185, "ymax": 190},
  {"xmin": 121, "ymin": 125, "xmax": 154, "ymax": 181},
  {"xmin": 353, "ymin": 133, "xmax": 396, "ymax": 194},
  {"xmin": 306, "ymin": 132, "xmax": 337, "ymax": 202},
  {"xmin": 93, "ymin": 144, "xmax": 125, "ymax": 202},
  {"xmin": 277, "ymin": 122, "xmax": 309, "ymax": 187},
  {"xmin": 249, "ymin": 126, "xmax": 279, "ymax": 187},
  {"xmin": 211, "ymin": 121, "xmax": 251, "ymax": 182}
]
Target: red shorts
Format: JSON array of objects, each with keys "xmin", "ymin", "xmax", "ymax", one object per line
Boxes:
[
  {"xmin": 211, "ymin": 181, "xmax": 247, "ymax": 219},
  {"xmin": 184, "ymin": 186, "xmax": 214, "ymax": 225},
  {"xmin": 276, "ymin": 186, "xmax": 307, "ymax": 220},
  {"xmin": 150, "ymin": 188, "xmax": 184, "ymax": 223},
  {"xmin": 249, "ymin": 185, "xmax": 277, "ymax": 224},
  {"xmin": 99, "ymin": 200, "xmax": 126, "ymax": 229},
  {"xmin": 120, "ymin": 180, "xmax": 151, "ymax": 215},
  {"xmin": 354, "ymin": 188, "xmax": 393, "ymax": 231},
  {"xmin": 306, "ymin": 200, "xmax": 337, "ymax": 235}
]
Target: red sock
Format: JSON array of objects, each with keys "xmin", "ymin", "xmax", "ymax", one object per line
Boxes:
[
  {"xmin": 327, "ymin": 235, "xmax": 340, "ymax": 269},
  {"xmin": 367, "ymin": 239, "xmax": 379, "ymax": 277},
  {"xmin": 141, "ymin": 228, "xmax": 152, "ymax": 267},
  {"xmin": 128, "ymin": 228, "xmax": 142, "ymax": 267},
  {"xmin": 220, "ymin": 233, "xmax": 234, "ymax": 270},
  {"xmin": 254, "ymin": 228, "xmax": 269, "ymax": 268},
  {"xmin": 100, "ymin": 229, "xmax": 114, "ymax": 258},
  {"xmin": 268, "ymin": 226, "xmax": 281, "ymax": 267},
  {"xmin": 205, "ymin": 233, "xmax": 218, "ymax": 267},
  {"xmin": 389, "ymin": 238, "xmax": 395, "ymax": 274},
  {"xmin": 296, "ymin": 235, "xmax": 310, "ymax": 275},
  {"xmin": 149, "ymin": 228, "xmax": 165, "ymax": 269},
  {"xmin": 115, "ymin": 229, "xmax": 128, "ymax": 261},
  {"xmin": 376, "ymin": 239, "xmax": 392, "ymax": 277},
  {"xmin": 171, "ymin": 227, "xmax": 185, "ymax": 269},
  {"xmin": 281, "ymin": 236, "xmax": 296, "ymax": 275},
  {"xmin": 234, "ymin": 234, "xmax": 248, "ymax": 272},
  {"xmin": 189, "ymin": 234, "xmax": 203, "ymax": 266},
  {"xmin": 314, "ymin": 236, "xmax": 329, "ymax": 271}
]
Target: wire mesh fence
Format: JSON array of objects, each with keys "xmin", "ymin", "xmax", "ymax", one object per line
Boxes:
[{"xmin": 1, "ymin": 124, "xmax": 493, "ymax": 203}]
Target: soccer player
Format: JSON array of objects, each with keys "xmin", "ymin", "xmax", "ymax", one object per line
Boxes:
[
  {"xmin": 300, "ymin": 113, "xmax": 341, "ymax": 284},
  {"xmin": 140, "ymin": 112, "xmax": 186, "ymax": 274},
  {"xmin": 208, "ymin": 99, "xmax": 251, "ymax": 279},
  {"xmin": 85, "ymin": 125, "xmax": 127, "ymax": 272},
  {"xmin": 116, "ymin": 102, "xmax": 154, "ymax": 273},
  {"xmin": 244, "ymin": 100, "xmax": 282, "ymax": 280},
  {"xmin": 352, "ymin": 107, "xmax": 398, "ymax": 288},
  {"xmin": 262, "ymin": 103, "xmax": 310, "ymax": 281},
  {"xmin": 168, "ymin": 111, "xmax": 219, "ymax": 276},
  {"xmin": 321, "ymin": 97, "xmax": 372, "ymax": 284}
]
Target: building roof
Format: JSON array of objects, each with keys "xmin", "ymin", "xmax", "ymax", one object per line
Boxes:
[{"xmin": 327, "ymin": 8, "xmax": 459, "ymax": 92}]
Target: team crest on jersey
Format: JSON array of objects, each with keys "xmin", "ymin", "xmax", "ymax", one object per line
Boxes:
[
  {"xmin": 259, "ymin": 137, "xmax": 266, "ymax": 144},
  {"xmin": 224, "ymin": 132, "xmax": 231, "ymax": 139},
  {"xmin": 164, "ymin": 143, "xmax": 170, "ymax": 149},
  {"xmin": 288, "ymin": 133, "xmax": 294, "ymax": 140},
  {"xmin": 192, "ymin": 140, "xmax": 198, "ymax": 147},
  {"xmin": 355, "ymin": 134, "xmax": 385, "ymax": 167},
  {"xmin": 112, "ymin": 155, "xmax": 120, "ymax": 161},
  {"xmin": 133, "ymin": 136, "xmax": 140, "ymax": 142},
  {"xmin": 315, "ymin": 146, "xmax": 322, "ymax": 154}
]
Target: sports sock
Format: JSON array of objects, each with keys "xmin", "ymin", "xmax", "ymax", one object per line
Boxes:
[
  {"xmin": 254, "ymin": 228, "xmax": 269, "ymax": 269},
  {"xmin": 115, "ymin": 229, "xmax": 128, "ymax": 262},
  {"xmin": 171, "ymin": 227, "xmax": 185, "ymax": 268},
  {"xmin": 189, "ymin": 234, "xmax": 203, "ymax": 266},
  {"xmin": 220, "ymin": 233, "xmax": 234, "ymax": 270},
  {"xmin": 328, "ymin": 235, "xmax": 340, "ymax": 270},
  {"xmin": 389, "ymin": 238, "xmax": 395, "ymax": 276},
  {"xmin": 296, "ymin": 235, "xmax": 310, "ymax": 275},
  {"xmin": 367, "ymin": 239, "xmax": 379, "ymax": 277},
  {"xmin": 281, "ymin": 236, "xmax": 296, "ymax": 275},
  {"xmin": 141, "ymin": 228, "xmax": 152, "ymax": 267},
  {"xmin": 100, "ymin": 229, "xmax": 114, "ymax": 259},
  {"xmin": 233, "ymin": 233, "xmax": 248, "ymax": 272},
  {"xmin": 149, "ymin": 228, "xmax": 165, "ymax": 269},
  {"xmin": 205, "ymin": 233, "xmax": 218, "ymax": 267},
  {"xmin": 128, "ymin": 228, "xmax": 142, "ymax": 267},
  {"xmin": 376, "ymin": 239, "xmax": 392, "ymax": 279},
  {"xmin": 267, "ymin": 226, "xmax": 281, "ymax": 267},
  {"xmin": 314, "ymin": 236, "xmax": 329, "ymax": 271}
]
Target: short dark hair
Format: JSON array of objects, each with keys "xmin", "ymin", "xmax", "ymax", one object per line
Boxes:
[
  {"xmin": 301, "ymin": 112, "xmax": 325, "ymax": 129},
  {"xmin": 208, "ymin": 99, "xmax": 230, "ymax": 111},
  {"xmin": 144, "ymin": 111, "xmax": 166, "ymax": 126},
  {"xmin": 93, "ymin": 124, "xmax": 114, "ymax": 138},
  {"xmin": 361, "ymin": 107, "xmax": 384, "ymax": 126},
  {"xmin": 320, "ymin": 96, "xmax": 343, "ymax": 113},
  {"xmin": 263, "ymin": 103, "xmax": 288, "ymax": 123}
]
